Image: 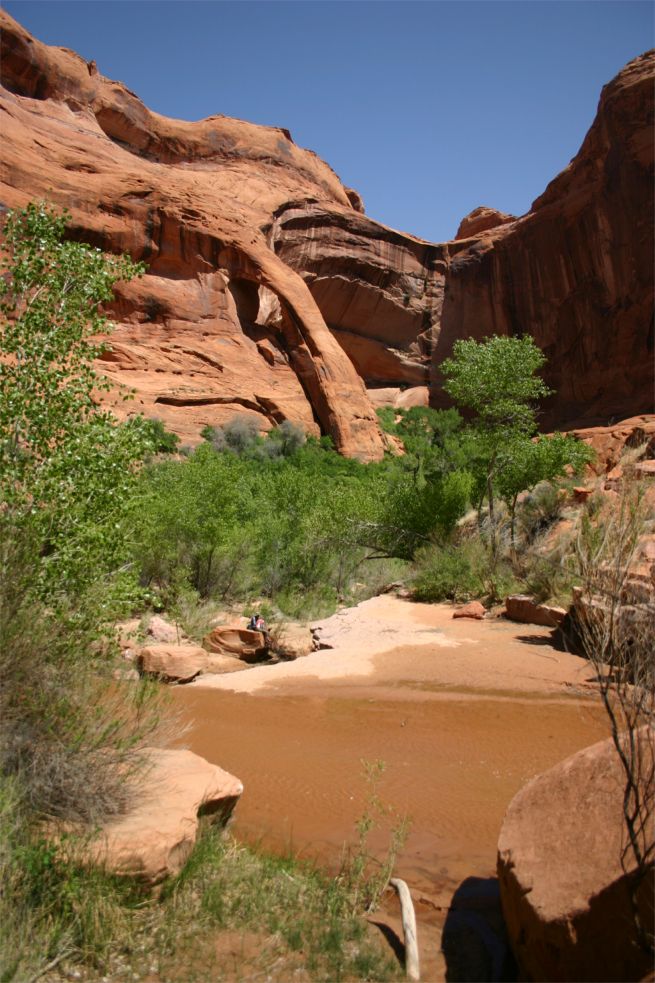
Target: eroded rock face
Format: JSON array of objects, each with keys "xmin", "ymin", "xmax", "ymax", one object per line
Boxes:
[
  {"xmin": 0, "ymin": 13, "xmax": 652, "ymax": 453},
  {"xmin": 202, "ymin": 626, "xmax": 268, "ymax": 663},
  {"xmin": 0, "ymin": 12, "xmax": 384, "ymax": 461},
  {"xmin": 572, "ymin": 415, "xmax": 655, "ymax": 474},
  {"xmin": 433, "ymin": 51, "xmax": 655, "ymax": 432},
  {"xmin": 454, "ymin": 206, "xmax": 517, "ymax": 240},
  {"xmin": 272, "ymin": 203, "xmax": 447, "ymax": 392},
  {"xmin": 497, "ymin": 729, "xmax": 655, "ymax": 982}
]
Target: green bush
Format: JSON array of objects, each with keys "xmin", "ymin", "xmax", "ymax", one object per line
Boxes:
[
  {"xmin": 412, "ymin": 535, "xmax": 518, "ymax": 603},
  {"xmin": 412, "ymin": 541, "xmax": 486, "ymax": 602}
]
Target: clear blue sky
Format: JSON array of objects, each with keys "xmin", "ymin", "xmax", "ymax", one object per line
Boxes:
[{"xmin": 4, "ymin": 1, "xmax": 653, "ymax": 241}]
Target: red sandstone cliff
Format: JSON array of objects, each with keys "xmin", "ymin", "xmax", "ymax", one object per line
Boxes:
[
  {"xmin": 433, "ymin": 50, "xmax": 655, "ymax": 431},
  {"xmin": 0, "ymin": 12, "xmax": 385, "ymax": 460},
  {"xmin": 1, "ymin": 12, "xmax": 653, "ymax": 456}
]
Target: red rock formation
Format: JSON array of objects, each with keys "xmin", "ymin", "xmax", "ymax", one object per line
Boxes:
[
  {"xmin": 433, "ymin": 51, "xmax": 655, "ymax": 432},
  {"xmin": 454, "ymin": 206, "xmax": 516, "ymax": 240},
  {"xmin": 1, "ymin": 12, "xmax": 652, "ymax": 455},
  {"xmin": 272, "ymin": 203, "xmax": 447, "ymax": 393},
  {"xmin": 497, "ymin": 729, "xmax": 655, "ymax": 982},
  {"xmin": 0, "ymin": 12, "xmax": 385, "ymax": 460},
  {"xmin": 572, "ymin": 415, "xmax": 655, "ymax": 473},
  {"xmin": 86, "ymin": 748, "xmax": 243, "ymax": 884}
]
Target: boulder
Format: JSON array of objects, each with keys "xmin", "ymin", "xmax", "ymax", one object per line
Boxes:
[
  {"xmin": 572, "ymin": 485, "xmax": 593, "ymax": 503},
  {"xmin": 497, "ymin": 729, "xmax": 655, "ymax": 982},
  {"xmin": 86, "ymin": 748, "xmax": 243, "ymax": 885},
  {"xmin": 202, "ymin": 626, "xmax": 268, "ymax": 663},
  {"xmin": 273, "ymin": 624, "xmax": 314, "ymax": 659},
  {"xmin": 145, "ymin": 614, "xmax": 184, "ymax": 644},
  {"xmin": 504, "ymin": 595, "xmax": 567, "ymax": 628},
  {"xmin": 453, "ymin": 601, "xmax": 486, "ymax": 620},
  {"xmin": 137, "ymin": 644, "xmax": 208, "ymax": 682},
  {"xmin": 204, "ymin": 653, "xmax": 249, "ymax": 675}
]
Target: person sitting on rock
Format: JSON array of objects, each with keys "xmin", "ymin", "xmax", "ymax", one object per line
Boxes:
[{"xmin": 248, "ymin": 614, "xmax": 270, "ymax": 645}]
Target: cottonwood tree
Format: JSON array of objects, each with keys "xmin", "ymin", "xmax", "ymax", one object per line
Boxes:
[
  {"xmin": 0, "ymin": 202, "xmax": 164, "ymax": 827},
  {"xmin": 0, "ymin": 201, "xmax": 149, "ymax": 597},
  {"xmin": 441, "ymin": 335, "xmax": 553, "ymax": 556}
]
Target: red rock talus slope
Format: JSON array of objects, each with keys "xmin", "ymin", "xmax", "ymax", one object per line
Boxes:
[
  {"xmin": 0, "ymin": 12, "xmax": 384, "ymax": 460},
  {"xmin": 1, "ymin": 13, "xmax": 653, "ymax": 455}
]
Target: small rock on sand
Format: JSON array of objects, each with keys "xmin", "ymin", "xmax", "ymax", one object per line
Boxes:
[{"xmin": 453, "ymin": 601, "xmax": 486, "ymax": 620}]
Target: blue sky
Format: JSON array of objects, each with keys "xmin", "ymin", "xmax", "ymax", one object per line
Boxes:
[{"xmin": 4, "ymin": 1, "xmax": 653, "ymax": 241}]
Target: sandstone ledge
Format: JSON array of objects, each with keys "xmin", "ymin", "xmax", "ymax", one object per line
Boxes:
[{"xmin": 86, "ymin": 748, "xmax": 243, "ymax": 885}]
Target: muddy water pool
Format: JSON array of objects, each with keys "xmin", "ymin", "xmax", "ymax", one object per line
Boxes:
[{"xmin": 173, "ymin": 675, "xmax": 607, "ymax": 902}]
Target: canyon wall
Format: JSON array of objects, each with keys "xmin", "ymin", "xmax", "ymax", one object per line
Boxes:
[
  {"xmin": 1, "ymin": 12, "xmax": 653, "ymax": 457},
  {"xmin": 0, "ymin": 12, "xmax": 385, "ymax": 460},
  {"xmin": 433, "ymin": 51, "xmax": 655, "ymax": 431}
]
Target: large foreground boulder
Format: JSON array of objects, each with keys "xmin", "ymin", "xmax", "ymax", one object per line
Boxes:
[
  {"xmin": 497, "ymin": 729, "xmax": 654, "ymax": 982},
  {"xmin": 86, "ymin": 749, "xmax": 243, "ymax": 885}
]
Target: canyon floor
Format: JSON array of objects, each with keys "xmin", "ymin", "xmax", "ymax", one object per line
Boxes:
[{"xmin": 173, "ymin": 597, "xmax": 609, "ymax": 981}]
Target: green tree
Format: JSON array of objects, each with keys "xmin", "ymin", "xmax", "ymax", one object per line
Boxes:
[
  {"xmin": 441, "ymin": 335, "xmax": 552, "ymax": 555},
  {"xmin": 0, "ymin": 202, "xmax": 162, "ymax": 831},
  {"xmin": 496, "ymin": 433, "xmax": 594, "ymax": 548},
  {"xmin": 0, "ymin": 201, "xmax": 149, "ymax": 598}
]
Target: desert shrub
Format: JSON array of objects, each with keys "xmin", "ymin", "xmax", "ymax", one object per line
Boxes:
[
  {"xmin": 266, "ymin": 419, "xmax": 307, "ymax": 456},
  {"xmin": 0, "ymin": 531, "xmax": 169, "ymax": 824},
  {"xmin": 517, "ymin": 480, "xmax": 567, "ymax": 543},
  {"xmin": 569, "ymin": 478, "xmax": 654, "ymax": 957},
  {"xmin": 412, "ymin": 534, "xmax": 517, "ymax": 603},
  {"xmin": 412, "ymin": 540, "xmax": 485, "ymax": 602}
]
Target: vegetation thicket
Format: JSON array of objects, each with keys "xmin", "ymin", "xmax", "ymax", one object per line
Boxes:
[
  {"xmin": 1, "ymin": 202, "xmax": 609, "ymax": 981},
  {"xmin": 0, "ymin": 204, "xmax": 403, "ymax": 981}
]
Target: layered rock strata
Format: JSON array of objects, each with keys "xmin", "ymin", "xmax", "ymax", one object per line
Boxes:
[
  {"xmin": 433, "ymin": 51, "xmax": 655, "ymax": 432},
  {"xmin": 0, "ymin": 12, "xmax": 384, "ymax": 460},
  {"xmin": 0, "ymin": 13, "xmax": 652, "ymax": 458}
]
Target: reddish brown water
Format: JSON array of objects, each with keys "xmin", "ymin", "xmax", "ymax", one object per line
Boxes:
[{"xmin": 173, "ymin": 679, "xmax": 607, "ymax": 903}]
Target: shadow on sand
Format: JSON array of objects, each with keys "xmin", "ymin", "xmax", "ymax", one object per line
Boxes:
[{"xmin": 441, "ymin": 876, "xmax": 517, "ymax": 982}]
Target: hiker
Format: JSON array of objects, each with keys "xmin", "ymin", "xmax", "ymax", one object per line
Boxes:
[{"xmin": 248, "ymin": 613, "xmax": 270, "ymax": 646}]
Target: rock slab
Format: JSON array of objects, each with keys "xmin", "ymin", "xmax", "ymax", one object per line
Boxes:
[
  {"xmin": 138, "ymin": 643, "xmax": 209, "ymax": 682},
  {"xmin": 497, "ymin": 729, "xmax": 655, "ymax": 982},
  {"xmin": 87, "ymin": 748, "xmax": 243, "ymax": 885},
  {"xmin": 504, "ymin": 595, "xmax": 567, "ymax": 628}
]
